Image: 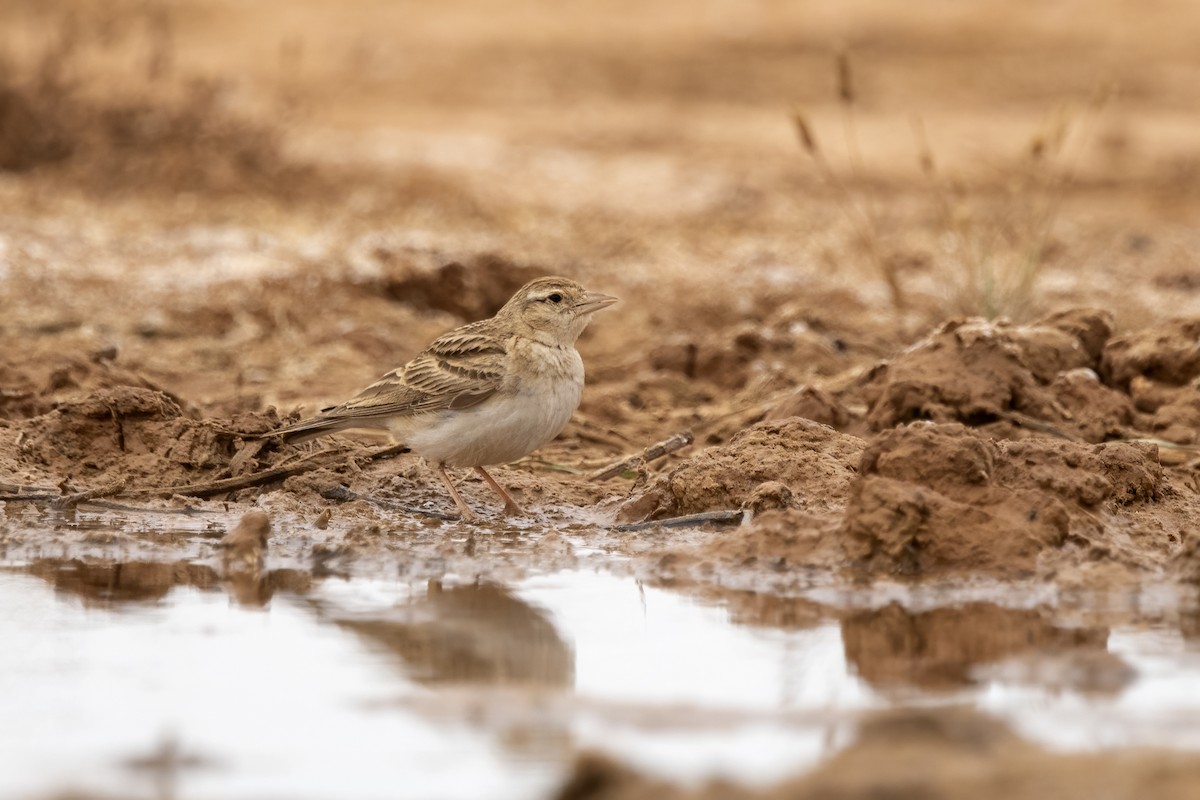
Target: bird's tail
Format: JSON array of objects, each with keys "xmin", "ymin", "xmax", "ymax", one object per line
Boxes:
[{"xmin": 264, "ymin": 415, "xmax": 360, "ymax": 443}]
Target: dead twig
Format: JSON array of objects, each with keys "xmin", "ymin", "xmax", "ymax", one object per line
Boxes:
[
  {"xmin": 227, "ymin": 438, "xmax": 269, "ymax": 476},
  {"xmin": 128, "ymin": 461, "xmax": 330, "ymax": 499},
  {"xmin": 569, "ymin": 413, "xmax": 633, "ymax": 450},
  {"xmin": 517, "ymin": 456, "xmax": 589, "ymax": 475},
  {"xmin": 0, "ymin": 493, "xmax": 217, "ymax": 514},
  {"xmin": 126, "ymin": 443, "xmax": 411, "ymax": 499},
  {"xmin": 74, "ymin": 500, "xmax": 218, "ymax": 515},
  {"xmin": 124, "ymin": 451, "xmax": 343, "ymax": 498},
  {"xmin": 53, "ymin": 478, "xmax": 128, "ymax": 509},
  {"xmin": 0, "ymin": 482, "xmax": 57, "ymax": 494},
  {"xmin": 320, "ymin": 486, "xmax": 460, "ymax": 521},
  {"xmin": 998, "ymin": 411, "xmax": 1082, "ymax": 442},
  {"xmin": 612, "ymin": 509, "xmax": 745, "ymax": 532},
  {"xmin": 362, "ymin": 443, "xmax": 412, "ymax": 461},
  {"xmin": 589, "ymin": 431, "xmax": 694, "ymax": 482}
]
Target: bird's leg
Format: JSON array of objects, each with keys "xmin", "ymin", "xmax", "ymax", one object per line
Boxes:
[
  {"xmin": 435, "ymin": 464, "xmax": 476, "ymax": 522},
  {"xmin": 474, "ymin": 466, "xmax": 526, "ymax": 516}
]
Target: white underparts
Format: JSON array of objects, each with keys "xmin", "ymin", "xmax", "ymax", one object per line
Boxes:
[{"xmin": 398, "ymin": 343, "xmax": 584, "ymax": 467}]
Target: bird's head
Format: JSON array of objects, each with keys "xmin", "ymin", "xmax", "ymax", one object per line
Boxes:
[{"xmin": 501, "ymin": 276, "xmax": 617, "ymax": 344}]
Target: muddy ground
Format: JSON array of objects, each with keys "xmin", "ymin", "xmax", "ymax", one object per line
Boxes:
[{"xmin": 3, "ymin": 0, "xmax": 1200, "ymax": 796}]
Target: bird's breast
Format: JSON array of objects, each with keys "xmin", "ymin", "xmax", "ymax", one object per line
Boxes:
[{"xmin": 406, "ymin": 344, "xmax": 584, "ymax": 467}]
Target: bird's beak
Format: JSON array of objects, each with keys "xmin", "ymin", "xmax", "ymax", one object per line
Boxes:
[{"xmin": 578, "ymin": 291, "xmax": 618, "ymax": 314}]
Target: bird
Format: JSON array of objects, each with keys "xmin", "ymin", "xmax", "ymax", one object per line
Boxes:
[{"xmin": 269, "ymin": 276, "xmax": 617, "ymax": 521}]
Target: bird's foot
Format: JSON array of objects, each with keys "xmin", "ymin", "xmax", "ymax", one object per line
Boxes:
[
  {"xmin": 436, "ymin": 464, "xmax": 478, "ymax": 523},
  {"xmin": 475, "ymin": 466, "xmax": 526, "ymax": 518}
]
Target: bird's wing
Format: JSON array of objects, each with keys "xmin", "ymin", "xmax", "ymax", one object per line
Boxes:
[{"xmin": 319, "ymin": 323, "xmax": 507, "ymax": 421}]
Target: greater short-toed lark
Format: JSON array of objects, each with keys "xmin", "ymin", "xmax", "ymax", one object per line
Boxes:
[{"xmin": 271, "ymin": 276, "xmax": 617, "ymax": 520}]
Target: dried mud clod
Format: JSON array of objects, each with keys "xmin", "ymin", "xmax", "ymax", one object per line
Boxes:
[
  {"xmin": 370, "ymin": 250, "xmax": 546, "ymax": 321},
  {"xmin": 1101, "ymin": 318, "xmax": 1200, "ymax": 389},
  {"xmin": 765, "ymin": 385, "xmax": 851, "ymax": 429},
  {"xmin": 856, "ymin": 309, "xmax": 1133, "ymax": 441},
  {"xmin": 644, "ymin": 289, "xmax": 873, "ymax": 393},
  {"xmin": 1103, "ymin": 318, "xmax": 1200, "ymax": 443},
  {"xmin": 0, "ymin": 347, "xmax": 191, "ymax": 420},
  {"xmin": 841, "ymin": 422, "xmax": 1164, "ymax": 578},
  {"xmin": 1, "ymin": 385, "xmax": 279, "ymax": 490},
  {"xmin": 616, "ymin": 417, "xmax": 865, "ymax": 523}
]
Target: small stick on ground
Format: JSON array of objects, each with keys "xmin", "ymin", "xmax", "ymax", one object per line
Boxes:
[
  {"xmin": 324, "ymin": 486, "xmax": 461, "ymax": 521},
  {"xmin": 611, "ymin": 509, "xmax": 745, "ymax": 532},
  {"xmin": 0, "ymin": 493, "xmax": 61, "ymax": 502},
  {"xmin": 73, "ymin": 500, "xmax": 218, "ymax": 515},
  {"xmin": 125, "ymin": 456, "xmax": 340, "ymax": 499},
  {"xmin": 227, "ymin": 438, "xmax": 269, "ymax": 476},
  {"xmin": 589, "ymin": 431, "xmax": 694, "ymax": 482},
  {"xmin": 0, "ymin": 482, "xmax": 59, "ymax": 495},
  {"xmin": 362, "ymin": 443, "xmax": 411, "ymax": 461},
  {"xmin": 52, "ymin": 478, "xmax": 128, "ymax": 510},
  {"xmin": 998, "ymin": 411, "xmax": 1082, "ymax": 442},
  {"xmin": 125, "ymin": 443, "xmax": 412, "ymax": 499}
]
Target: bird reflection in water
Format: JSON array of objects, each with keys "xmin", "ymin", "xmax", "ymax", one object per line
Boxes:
[{"xmin": 329, "ymin": 579, "xmax": 574, "ymax": 688}]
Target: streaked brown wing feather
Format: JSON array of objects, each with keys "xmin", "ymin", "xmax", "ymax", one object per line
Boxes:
[{"xmin": 318, "ymin": 324, "xmax": 506, "ymax": 421}]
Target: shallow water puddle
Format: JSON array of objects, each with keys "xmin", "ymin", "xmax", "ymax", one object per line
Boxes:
[{"xmin": 2, "ymin": 564, "xmax": 1200, "ymax": 799}]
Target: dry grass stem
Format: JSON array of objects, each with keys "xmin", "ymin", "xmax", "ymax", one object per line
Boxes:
[{"xmin": 792, "ymin": 48, "xmax": 906, "ymax": 313}]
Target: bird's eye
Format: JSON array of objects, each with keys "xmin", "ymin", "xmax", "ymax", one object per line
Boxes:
[{"xmin": 546, "ymin": 293, "xmax": 563, "ymax": 304}]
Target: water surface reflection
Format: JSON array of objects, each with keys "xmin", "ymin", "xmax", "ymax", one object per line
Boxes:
[{"xmin": 4, "ymin": 560, "xmax": 1200, "ymax": 799}]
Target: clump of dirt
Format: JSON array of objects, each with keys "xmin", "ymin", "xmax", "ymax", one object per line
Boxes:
[
  {"xmin": 840, "ymin": 422, "xmax": 1164, "ymax": 578},
  {"xmin": 1180, "ymin": 535, "xmax": 1200, "ymax": 584},
  {"xmin": 647, "ymin": 324, "xmax": 811, "ymax": 391},
  {"xmin": 644, "ymin": 286, "xmax": 882, "ymax": 392},
  {"xmin": 764, "ymin": 385, "xmax": 851, "ymax": 428},
  {"xmin": 369, "ymin": 249, "xmax": 547, "ymax": 321},
  {"xmin": 1102, "ymin": 318, "xmax": 1200, "ymax": 443},
  {"xmin": 671, "ymin": 507, "xmax": 838, "ymax": 578},
  {"xmin": 616, "ymin": 417, "xmax": 864, "ymax": 522},
  {"xmin": 855, "ymin": 310, "xmax": 1135, "ymax": 442},
  {"xmin": 1049, "ymin": 368, "xmax": 1139, "ymax": 443},
  {"xmin": 0, "ymin": 344, "xmax": 190, "ymax": 419},
  {"xmin": 1102, "ymin": 318, "xmax": 1200, "ymax": 389},
  {"xmin": 1, "ymin": 384, "xmax": 278, "ymax": 490}
]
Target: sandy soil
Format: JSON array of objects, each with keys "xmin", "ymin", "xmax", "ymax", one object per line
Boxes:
[{"xmin": 3, "ymin": 0, "xmax": 1200, "ymax": 795}]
